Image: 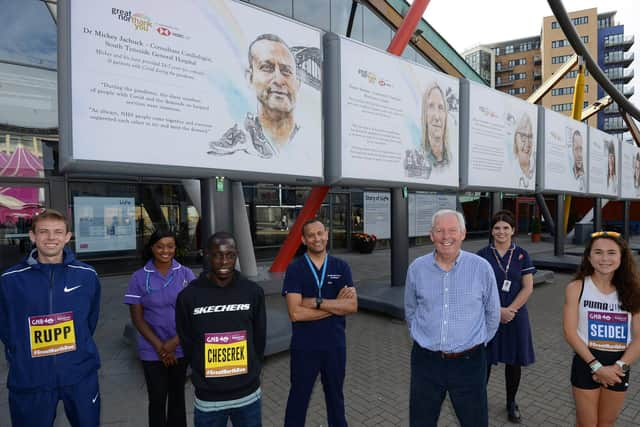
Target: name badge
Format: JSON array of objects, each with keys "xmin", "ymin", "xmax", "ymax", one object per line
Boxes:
[
  {"xmin": 501, "ymin": 280, "xmax": 512, "ymax": 292},
  {"xmin": 29, "ymin": 312, "xmax": 76, "ymax": 358},
  {"xmin": 587, "ymin": 311, "xmax": 628, "ymax": 351},
  {"xmin": 204, "ymin": 330, "xmax": 248, "ymax": 378}
]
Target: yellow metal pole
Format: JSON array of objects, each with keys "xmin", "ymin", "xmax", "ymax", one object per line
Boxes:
[{"xmin": 564, "ymin": 58, "xmax": 585, "ymax": 234}]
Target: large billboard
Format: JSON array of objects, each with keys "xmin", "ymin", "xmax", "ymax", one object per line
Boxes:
[
  {"xmin": 461, "ymin": 80, "xmax": 538, "ymax": 192},
  {"xmin": 325, "ymin": 35, "xmax": 459, "ymax": 189},
  {"xmin": 620, "ymin": 141, "xmax": 640, "ymax": 200},
  {"xmin": 59, "ymin": 0, "xmax": 323, "ymax": 182},
  {"xmin": 587, "ymin": 127, "xmax": 619, "ymax": 198},
  {"xmin": 538, "ymin": 109, "xmax": 588, "ymax": 195}
]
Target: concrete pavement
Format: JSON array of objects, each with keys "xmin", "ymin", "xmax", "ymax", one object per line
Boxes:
[{"xmin": 2, "ymin": 235, "xmax": 640, "ymax": 426}]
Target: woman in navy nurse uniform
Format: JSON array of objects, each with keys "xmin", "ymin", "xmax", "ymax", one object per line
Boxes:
[{"xmin": 477, "ymin": 210, "xmax": 535, "ymax": 424}]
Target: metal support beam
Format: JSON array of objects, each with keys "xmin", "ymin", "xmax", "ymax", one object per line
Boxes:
[
  {"xmin": 491, "ymin": 192, "xmax": 502, "ymax": 218},
  {"xmin": 581, "ymin": 96, "xmax": 613, "ymax": 121},
  {"xmin": 200, "ymin": 178, "xmax": 216, "ymax": 263},
  {"xmin": 270, "ymin": 186, "xmax": 330, "ymax": 272},
  {"xmin": 346, "ymin": 0, "xmax": 359, "ymax": 38},
  {"xmin": 536, "ymin": 193, "xmax": 555, "ymax": 236},
  {"xmin": 555, "ymin": 194, "xmax": 565, "ymax": 256},
  {"xmin": 593, "ymin": 198, "xmax": 602, "ymax": 232},
  {"xmin": 391, "ymin": 188, "xmax": 409, "ymax": 287},
  {"xmin": 623, "ymin": 201, "xmax": 631, "ymax": 241},
  {"xmin": 622, "ymin": 112, "xmax": 640, "ymax": 147},
  {"xmin": 385, "ymin": 0, "xmax": 430, "ymax": 288},
  {"xmin": 526, "ymin": 55, "xmax": 578, "ymax": 104}
]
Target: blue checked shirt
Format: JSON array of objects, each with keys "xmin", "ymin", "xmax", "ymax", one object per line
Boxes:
[{"xmin": 404, "ymin": 250, "xmax": 501, "ymax": 353}]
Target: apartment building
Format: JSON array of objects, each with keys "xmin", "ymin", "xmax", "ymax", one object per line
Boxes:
[{"xmin": 464, "ymin": 8, "xmax": 634, "ymax": 133}]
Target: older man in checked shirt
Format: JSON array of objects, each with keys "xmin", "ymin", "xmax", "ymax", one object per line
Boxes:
[{"xmin": 404, "ymin": 209, "xmax": 500, "ymax": 427}]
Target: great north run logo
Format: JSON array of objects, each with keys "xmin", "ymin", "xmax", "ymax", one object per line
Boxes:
[{"xmin": 111, "ymin": 8, "xmax": 152, "ymax": 31}]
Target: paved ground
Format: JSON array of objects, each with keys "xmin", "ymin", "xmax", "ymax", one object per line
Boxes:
[{"xmin": 2, "ymin": 236, "xmax": 640, "ymax": 426}]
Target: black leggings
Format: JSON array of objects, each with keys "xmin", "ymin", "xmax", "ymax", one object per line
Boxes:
[
  {"xmin": 141, "ymin": 358, "xmax": 188, "ymax": 427},
  {"xmin": 487, "ymin": 364, "xmax": 522, "ymax": 404}
]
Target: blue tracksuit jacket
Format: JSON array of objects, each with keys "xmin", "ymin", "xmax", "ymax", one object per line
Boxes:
[{"xmin": 0, "ymin": 247, "xmax": 101, "ymax": 391}]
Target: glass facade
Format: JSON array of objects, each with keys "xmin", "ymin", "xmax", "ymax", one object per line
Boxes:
[{"xmin": 0, "ymin": 0, "xmax": 467, "ymax": 273}]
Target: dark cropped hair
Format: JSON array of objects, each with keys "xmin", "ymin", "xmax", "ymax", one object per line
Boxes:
[
  {"xmin": 142, "ymin": 229, "xmax": 177, "ymax": 263},
  {"xmin": 491, "ymin": 210, "xmax": 516, "ymax": 230},
  {"xmin": 574, "ymin": 233, "xmax": 640, "ymax": 313},
  {"xmin": 206, "ymin": 231, "xmax": 237, "ymax": 252},
  {"xmin": 301, "ymin": 218, "xmax": 325, "ymax": 237}
]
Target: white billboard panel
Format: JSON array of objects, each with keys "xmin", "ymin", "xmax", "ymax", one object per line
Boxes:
[
  {"xmin": 620, "ymin": 142, "xmax": 640, "ymax": 200},
  {"xmin": 587, "ymin": 127, "xmax": 619, "ymax": 198},
  {"xmin": 73, "ymin": 197, "xmax": 136, "ymax": 253},
  {"xmin": 464, "ymin": 81, "xmax": 538, "ymax": 191},
  {"xmin": 540, "ymin": 109, "xmax": 588, "ymax": 194},
  {"xmin": 60, "ymin": 0, "xmax": 322, "ymax": 181},
  {"xmin": 330, "ymin": 36, "xmax": 459, "ymax": 189}
]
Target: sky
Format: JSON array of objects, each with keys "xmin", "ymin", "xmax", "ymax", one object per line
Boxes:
[{"xmin": 420, "ymin": 0, "xmax": 639, "ymax": 134}]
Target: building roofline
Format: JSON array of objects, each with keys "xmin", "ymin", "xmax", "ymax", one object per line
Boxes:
[{"xmin": 368, "ymin": 0, "xmax": 486, "ymax": 84}]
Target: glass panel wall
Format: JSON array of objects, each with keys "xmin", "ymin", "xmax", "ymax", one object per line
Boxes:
[
  {"xmin": 293, "ymin": 0, "xmax": 330, "ymax": 31},
  {"xmin": 0, "ymin": 183, "xmax": 46, "ymax": 270},
  {"xmin": 68, "ymin": 181, "xmax": 200, "ymax": 274}
]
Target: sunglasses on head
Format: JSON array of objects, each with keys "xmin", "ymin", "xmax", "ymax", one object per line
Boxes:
[{"xmin": 591, "ymin": 231, "xmax": 621, "ymax": 238}]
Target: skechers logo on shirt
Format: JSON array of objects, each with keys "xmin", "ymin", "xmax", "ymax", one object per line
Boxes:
[{"xmin": 193, "ymin": 304, "xmax": 251, "ymax": 315}]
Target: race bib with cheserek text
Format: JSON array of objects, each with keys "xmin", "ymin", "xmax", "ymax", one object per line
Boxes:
[
  {"xmin": 28, "ymin": 311, "xmax": 77, "ymax": 358},
  {"xmin": 588, "ymin": 311, "xmax": 629, "ymax": 351},
  {"xmin": 204, "ymin": 330, "xmax": 248, "ymax": 378}
]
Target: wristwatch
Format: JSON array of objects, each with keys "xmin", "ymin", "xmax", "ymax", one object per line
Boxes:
[
  {"xmin": 589, "ymin": 360, "xmax": 603, "ymax": 373},
  {"xmin": 316, "ymin": 297, "xmax": 323, "ymax": 309},
  {"xmin": 616, "ymin": 360, "xmax": 630, "ymax": 373}
]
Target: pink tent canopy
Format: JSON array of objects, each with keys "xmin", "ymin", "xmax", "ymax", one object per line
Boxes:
[{"xmin": 0, "ymin": 145, "xmax": 45, "ymax": 223}]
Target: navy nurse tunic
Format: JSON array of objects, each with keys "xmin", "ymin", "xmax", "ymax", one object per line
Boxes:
[{"xmin": 477, "ymin": 244, "xmax": 536, "ymax": 366}]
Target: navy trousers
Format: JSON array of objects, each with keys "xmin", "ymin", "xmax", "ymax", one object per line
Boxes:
[
  {"xmin": 9, "ymin": 370, "xmax": 100, "ymax": 427},
  {"xmin": 410, "ymin": 342, "xmax": 488, "ymax": 427},
  {"xmin": 284, "ymin": 347, "xmax": 347, "ymax": 427}
]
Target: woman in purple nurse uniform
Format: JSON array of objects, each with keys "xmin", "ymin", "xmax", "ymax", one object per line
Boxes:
[{"xmin": 124, "ymin": 229, "xmax": 196, "ymax": 427}]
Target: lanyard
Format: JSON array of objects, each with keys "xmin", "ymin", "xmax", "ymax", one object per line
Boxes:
[
  {"xmin": 145, "ymin": 270, "xmax": 175, "ymax": 294},
  {"xmin": 491, "ymin": 245, "xmax": 515, "ymax": 277},
  {"xmin": 304, "ymin": 253, "xmax": 328, "ymax": 298}
]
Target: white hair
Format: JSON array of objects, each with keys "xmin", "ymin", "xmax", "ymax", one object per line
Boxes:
[{"xmin": 431, "ymin": 209, "xmax": 466, "ymax": 232}]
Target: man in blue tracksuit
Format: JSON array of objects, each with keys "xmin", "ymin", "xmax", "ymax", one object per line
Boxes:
[{"xmin": 0, "ymin": 209, "xmax": 101, "ymax": 426}]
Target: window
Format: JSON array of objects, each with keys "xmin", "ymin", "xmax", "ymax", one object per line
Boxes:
[
  {"xmin": 519, "ymin": 42, "xmax": 532, "ymax": 52},
  {"xmin": 581, "ymin": 35, "xmax": 589, "ymax": 44},
  {"xmin": 362, "ymin": 7, "xmax": 393, "ymax": 51},
  {"xmin": 508, "ymin": 87, "xmax": 526, "ymax": 95},
  {"xmin": 552, "ymin": 39, "xmax": 569, "ymax": 48},
  {"xmin": 513, "ymin": 72, "xmax": 527, "ymax": 80},
  {"xmin": 551, "ymin": 21, "xmax": 559, "ymax": 29},
  {"xmin": 552, "ymin": 54, "xmax": 572, "ymax": 64},
  {"xmin": 505, "ymin": 45, "xmax": 514, "ymax": 54},
  {"xmin": 330, "ymin": 0, "xmax": 363, "ymax": 40},
  {"xmin": 573, "ymin": 16, "xmax": 588, "ymax": 25},
  {"xmin": 551, "ymin": 85, "xmax": 589, "ymax": 96},
  {"xmin": 0, "ymin": 1, "xmax": 57, "ymax": 68},
  {"xmin": 565, "ymin": 69, "xmax": 590, "ymax": 79},
  {"xmin": 250, "ymin": 0, "xmax": 292, "ymax": 16}
]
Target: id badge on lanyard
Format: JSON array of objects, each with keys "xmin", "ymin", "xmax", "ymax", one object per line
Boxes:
[{"xmin": 304, "ymin": 253, "xmax": 327, "ymax": 297}]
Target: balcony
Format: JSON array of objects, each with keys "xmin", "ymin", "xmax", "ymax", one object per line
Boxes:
[
  {"xmin": 495, "ymin": 80, "xmax": 513, "ymax": 88},
  {"xmin": 534, "ymin": 55, "xmax": 541, "ymax": 64},
  {"xmin": 603, "ymin": 121, "xmax": 627, "ymax": 132},
  {"xmin": 604, "ymin": 51, "xmax": 634, "ymax": 66},
  {"xmin": 606, "ymin": 68, "xmax": 634, "ymax": 84},
  {"xmin": 496, "ymin": 64, "xmax": 514, "ymax": 73},
  {"xmin": 533, "ymin": 70, "xmax": 542, "ymax": 80},
  {"xmin": 604, "ymin": 34, "xmax": 634, "ymax": 51},
  {"xmin": 624, "ymin": 86, "xmax": 635, "ymax": 97}
]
